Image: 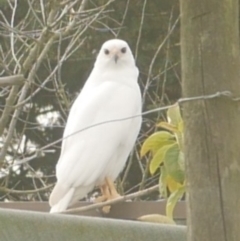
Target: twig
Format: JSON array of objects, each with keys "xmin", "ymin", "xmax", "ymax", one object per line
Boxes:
[
  {"xmin": 0, "ymin": 0, "xmax": 93, "ymax": 164},
  {"xmin": 160, "ymin": 8, "xmax": 174, "ymax": 103},
  {"xmin": 116, "ymin": 0, "xmax": 130, "ymax": 36},
  {"xmin": 0, "ymin": 75, "xmax": 25, "ymax": 86},
  {"xmin": 0, "ymin": 184, "xmax": 54, "ymax": 194},
  {"xmin": 63, "ymin": 184, "xmax": 159, "ymax": 214},
  {"xmin": 10, "ymin": 0, "xmax": 21, "ymax": 71},
  {"xmin": 12, "ymin": 90, "xmax": 236, "ymax": 162},
  {"xmin": 142, "ymin": 16, "xmax": 180, "ymax": 104},
  {"xmin": 134, "ymin": 0, "xmax": 147, "ymax": 60},
  {"xmin": 137, "ymin": 154, "xmax": 150, "ymax": 194},
  {"xmin": 0, "ymin": 86, "xmax": 19, "ymax": 138}
]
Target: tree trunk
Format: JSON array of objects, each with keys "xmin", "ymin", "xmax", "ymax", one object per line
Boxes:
[{"xmin": 180, "ymin": 0, "xmax": 240, "ymax": 240}]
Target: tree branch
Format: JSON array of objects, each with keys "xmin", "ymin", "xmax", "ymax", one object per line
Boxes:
[
  {"xmin": 0, "ymin": 75, "xmax": 25, "ymax": 86},
  {"xmin": 0, "ymin": 184, "xmax": 54, "ymax": 194},
  {"xmin": 63, "ymin": 184, "xmax": 159, "ymax": 214}
]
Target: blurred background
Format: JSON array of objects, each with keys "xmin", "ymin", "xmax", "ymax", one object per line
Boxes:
[{"xmin": 0, "ymin": 0, "xmax": 181, "ymax": 202}]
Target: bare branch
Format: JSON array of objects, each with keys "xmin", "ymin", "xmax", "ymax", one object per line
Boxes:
[
  {"xmin": 0, "ymin": 75, "xmax": 25, "ymax": 86},
  {"xmin": 0, "ymin": 86, "xmax": 19, "ymax": 138},
  {"xmin": 63, "ymin": 184, "xmax": 159, "ymax": 214},
  {"xmin": 0, "ymin": 184, "xmax": 54, "ymax": 194},
  {"xmin": 134, "ymin": 0, "xmax": 148, "ymax": 60},
  {"xmin": 142, "ymin": 16, "xmax": 180, "ymax": 104}
]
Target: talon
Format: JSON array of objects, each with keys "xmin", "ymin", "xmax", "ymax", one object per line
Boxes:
[
  {"xmin": 105, "ymin": 177, "xmax": 121, "ymax": 199},
  {"xmin": 95, "ymin": 177, "xmax": 121, "ymax": 213},
  {"xmin": 94, "ymin": 195, "xmax": 106, "ymax": 203},
  {"xmin": 102, "ymin": 205, "xmax": 111, "ymax": 213}
]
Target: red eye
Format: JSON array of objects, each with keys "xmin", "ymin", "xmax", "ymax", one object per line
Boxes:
[
  {"xmin": 121, "ymin": 47, "xmax": 127, "ymax": 53},
  {"xmin": 104, "ymin": 49, "xmax": 110, "ymax": 55}
]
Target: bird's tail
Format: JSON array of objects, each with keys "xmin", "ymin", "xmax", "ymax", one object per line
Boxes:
[{"xmin": 49, "ymin": 186, "xmax": 75, "ymax": 213}]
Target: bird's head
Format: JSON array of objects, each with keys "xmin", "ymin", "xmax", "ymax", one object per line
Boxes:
[{"xmin": 94, "ymin": 39, "xmax": 136, "ymax": 69}]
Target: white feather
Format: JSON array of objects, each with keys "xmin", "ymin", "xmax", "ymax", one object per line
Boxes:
[
  {"xmin": 49, "ymin": 39, "xmax": 142, "ymax": 212},
  {"xmin": 50, "ymin": 187, "xmax": 74, "ymax": 213}
]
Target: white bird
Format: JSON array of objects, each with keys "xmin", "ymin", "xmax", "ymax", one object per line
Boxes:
[{"xmin": 49, "ymin": 39, "xmax": 142, "ymax": 213}]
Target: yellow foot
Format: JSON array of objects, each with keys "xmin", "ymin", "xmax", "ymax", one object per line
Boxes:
[
  {"xmin": 105, "ymin": 177, "xmax": 121, "ymax": 199},
  {"xmin": 95, "ymin": 177, "xmax": 121, "ymax": 213}
]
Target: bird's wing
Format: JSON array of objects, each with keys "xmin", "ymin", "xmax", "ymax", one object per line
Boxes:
[{"xmin": 55, "ymin": 80, "xmax": 141, "ymax": 189}]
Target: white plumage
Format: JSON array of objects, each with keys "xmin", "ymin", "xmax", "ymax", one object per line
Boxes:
[{"xmin": 49, "ymin": 39, "xmax": 142, "ymax": 213}]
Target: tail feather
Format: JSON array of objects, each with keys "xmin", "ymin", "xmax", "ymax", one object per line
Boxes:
[
  {"xmin": 49, "ymin": 183, "xmax": 95, "ymax": 213},
  {"xmin": 49, "ymin": 182, "xmax": 69, "ymax": 207},
  {"xmin": 50, "ymin": 187, "xmax": 75, "ymax": 213}
]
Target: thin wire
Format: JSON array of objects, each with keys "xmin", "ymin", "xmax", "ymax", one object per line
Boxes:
[
  {"xmin": 38, "ymin": 90, "xmax": 236, "ymax": 152},
  {"xmin": 7, "ymin": 90, "xmax": 237, "ymax": 168}
]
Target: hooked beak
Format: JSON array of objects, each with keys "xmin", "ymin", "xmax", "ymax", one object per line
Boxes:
[{"xmin": 114, "ymin": 54, "xmax": 119, "ymax": 63}]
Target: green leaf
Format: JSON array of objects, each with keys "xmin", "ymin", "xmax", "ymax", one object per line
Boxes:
[
  {"xmin": 166, "ymin": 186, "xmax": 185, "ymax": 219},
  {"xmin": 149, "ymin": 143, "xmax": 176, "ymax": 175},
  {"xmin": 166, "ymin": 175, "xmax": 184, "ymax": 193},
  {"xmin": 167, "ymin": 104, "xmax": 182, "ymax": 126},
  {"xmin": 175, "ymin": 131, "xmax": 184, "ymax": 151},
  {"xmin": 178, "ymin": 151, "xmax": 185, "ymax": 171},
  {"xmin": 178, "ymin": 120, "xmax": 184, "ymax": 132},
  {"xmin": 140, "ymin": 131, "xmax": 175, "ymax": 157},
  {"xmin": 164, "ymin": 143, "xmax": 185, "ymax": 183},
  {"xmin": 138, "ymin": 214, "xmax": 176, "ymax": 225},
  {"xmin": 159, "ymin": 166, "xmax": 168, "ymax": 198},
  {"xmin": 156, "ymin": 122, "xmax": 178, "ymax": 133}
]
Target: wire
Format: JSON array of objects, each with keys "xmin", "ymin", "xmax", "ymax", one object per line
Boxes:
[
  {"xmin": 39, "ymin": 90, "xmax": 238, "ymax": 150},
  {"xmin": 8, "ymin": 90, "xmax": 239, "ymax": 167}
]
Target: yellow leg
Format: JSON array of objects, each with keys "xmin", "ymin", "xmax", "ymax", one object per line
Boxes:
[
  {"xmin": 95, "ymin": 177, "xmax": 121, "ymax": 213},
  {"xmin": 105, "ymin": 177, "xmax": 121, "ymax": 199},
  {"xmin": 94, "ymin": 184, "xmax": 108, "ymax": 202}
]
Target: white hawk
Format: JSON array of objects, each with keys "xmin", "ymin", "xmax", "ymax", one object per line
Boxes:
[{"xmin": 49, "ymin": 39, "xmax": 142, "ymax": 213}]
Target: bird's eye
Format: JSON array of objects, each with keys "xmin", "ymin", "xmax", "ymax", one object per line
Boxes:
[
  {"xmin": 104, "ymin": 49, "xmax": 110, "ymax": 55},
  {"xmin": 121, "ymin": 47, "xmax": 127, "ymax": 54}
]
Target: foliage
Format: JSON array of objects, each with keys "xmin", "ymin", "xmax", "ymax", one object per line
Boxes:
[
  {"xmin": 138, "ymin": 214, "xmax": 176, "ymax": 225},
  {"xmin": 141, "ymin": 104, "xmax": 185, "ymax": 218}
]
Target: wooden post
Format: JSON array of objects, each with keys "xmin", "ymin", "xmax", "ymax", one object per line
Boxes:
[{"xmin": 180, "ymin": 0, "xmax": 240, "ymax": 240}]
